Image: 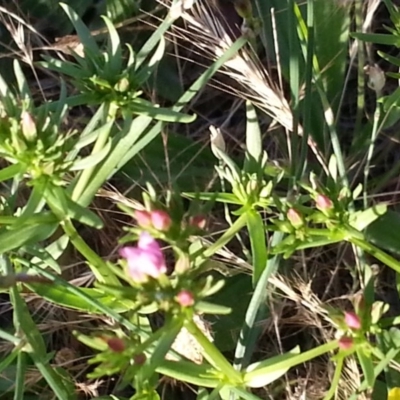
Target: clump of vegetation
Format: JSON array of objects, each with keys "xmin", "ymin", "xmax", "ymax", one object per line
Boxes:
[{"xmin": 3, "ymin": 0, "xmax": 400, "ymax": 399}]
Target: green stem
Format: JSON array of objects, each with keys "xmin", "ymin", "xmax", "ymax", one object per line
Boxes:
[
  {"xmin": 354, "ymin": 0, "xmax": 365, "ymax": 134},
  {"xmin": 61, "ymin": 219, "xmax": 119, "ymax": 284},
  {"xmin": 348, "ymin": 236, "xmax": 400, "ymax": 274},
  {"xmin": 185, "ymin": 318, "xmax": 243, "ymax": 384},
  {"xmin": 323, "ymin": 355, "xmax": 344, "ymax": 400},
  {"xmin": 244, "ymin": 340, "xmax": 338, "ymax": 382}
]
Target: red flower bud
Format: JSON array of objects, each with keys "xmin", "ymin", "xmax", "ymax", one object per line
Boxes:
[
  {"xmin": 176, "ymin": 290, "xmax": 195, "ymax": 307},
  {"xmin": 133, "ymin": 353, "xmax": 147, "ymax": 365},
  {"xmin": 189, "ymin": 215, "xmax": 207, "ymax": 230},
  {"xmin": 107, "ymin": 338, "xmax": 125, "ymax": 353},
  {"xmin": 338, "ymin": 336, "xmax": 353, "ymax": 350}
]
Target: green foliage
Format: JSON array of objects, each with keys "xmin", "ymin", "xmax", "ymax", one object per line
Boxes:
[{"xmin": 3, "ymin": 0, "xmax": 400, "ymax": 399}]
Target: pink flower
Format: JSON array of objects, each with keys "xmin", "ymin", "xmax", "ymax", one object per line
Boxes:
[
  {"xmin": 189, "ymin": 215, "xmax": 207, "ymax": 230},
  {"xmin": 315, "ymin": 194, "xmax": 333, "ymax": 212},
  {"xmin": 119, "ymin": 232, "xmax": 167, "ymax": 283},
  {"xmin": 287, "ymin": 208, "xmax": 303, "ymax": 228},
  {"xmin": 134, "ymin": 210, "xmax": 152, "ymax": 228},
  {"xmin": 176, "ymin": 290, "xmax": 195, "ymax": 307},
  {"xmin": 344, "ymin": 311, "xmax": 361, "ymax": 330},
  {"xmin": 150, "ymin": 210, "xmax": 171, "ymax": 231},
  {"xmin": 338, "ymin": 336, "xmax": 353, "ymax": 350}
]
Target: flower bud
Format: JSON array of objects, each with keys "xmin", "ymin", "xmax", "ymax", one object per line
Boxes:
[
  {"xmin": 114, "ymin": 77, "xmax": 129, "ymax": 92},
  {"xmin": 210, "ymin": 125, "xmax": 226, "ymax": 158},
  {"xmin": 150, "ymin": 210, "xmax": 171, "ymax": 231},
  {"xmin": 315, "ymin": 194, "xmax": 333, "ymax": 212},
  {"xmin": 133, "ymin": 353, "xmax": 147, "ymax": 365},
  {"xmin": 338, "ymin": 336, "xmax": 353, "ymax": 350},
  {"xmin": 175, "ymin": 254, "xmax": 190, "ymax": 274},
  {"xmin": 287, "ymin": 208, "xmax": 304, "ymax": 229},
  {"xmin": 364, "ymin": 64, "xmax": 385, "ymax": 93},
  {"xmin": 134, "ymin": 210, "xmax": 152, "ymax": 228},
  {"xmin": 176, "ymin": 290, "xmax": 195, "ymax": 307},
  {"xmin": 20, "ymin": 111, "xmax": 37, "ymax": 142},
  {"xmin": 107, "ymin": 337, "xmax": 125, "ymax": 353},
  {"xmin": 189, "ymin": 215, "xmax": 206, "ymax": 230},
  {"xmin": 344, "ymin": 311, "xmax": 361, "ymax": 330}
]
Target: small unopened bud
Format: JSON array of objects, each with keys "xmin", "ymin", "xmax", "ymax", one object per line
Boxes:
[
  {"xmin": 134, "ymin": 210, "xmax": 152, "ymax": 228},
  {"xmin": 315, "ymin": 194, "xmax": 333, "ymax": 212},
  {"xmin": 176, "ymin": 290, "xmax": 195, "ymax": 307},
  {"xmin": 107, "ymin": 337, "xmax": 125, "ymax": 353},
  {"xmin": 189, "ymin": 215, "xmax": 207, "ymax": 230},
  {"xmin": 133, "ymin": 353, "xmax": 147, "ymax": 365},
  {"xmin": 150, "ymin": 210, "xmax": 171, "ymax": 231},
  {"xmin": 344, "ymin": 311, "xmax": 361, "ymax": 330},
  {"xmin": 287, "ymin": 208, "xmax": 304, "ymax": 228},
  {"xmin": 364, "ymin": 64, "xmax": 385, "ymax": 94},
  {"xmin": 338, "ymin": 336, "xmax": 353, "ymax": 350},
  {"xmin": 210, "ymin": 126, "xmax": 226, "ymax": 158},
  {"xmin": 175, "ymin": 254, "xmax": 190, "ymax": 274},
  {"xmin": 114, "ymin": 77, "xmax": 130, "ymax": 92},
  {"xmin": 21, "ymin": 111, "xmax": 37, "ymax": 142}
]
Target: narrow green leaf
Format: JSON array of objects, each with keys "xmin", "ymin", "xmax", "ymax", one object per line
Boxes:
[
  {"xmin": 79, "ymin": 115, "xmax": 153, "ymax": 207},
  {"xmin": 70, "ymin": 139, "xmax": 112, "ymax": 171},
  {"xmin": 13, "ymin": 60, "xmax": 31, "ymax": 102},
  {"xmin": 60, "ymin": 3, "xmax": 99, "ymax": 52},
  {"xmin": 247, "ymin": 210, "xmax": 268, "ymax": 284},
  {"xmin": 244, "ymin": 101, "xmax": 262, "ymax": 173},
  {"xmin": 15, "ymin": 352, "xmax": 27, "ymax": 400},
  {"xmin": 234, "ymin": 232, "xmax": 283, "ymax": 371},
  {"xmin": 0, "ymin": 223, "xmax": 57, "ymax": 254},
  {"xmin": 0, "ymin": 163, "xmax": 23, "ymax": 183},
  {"xmin": 356, "ymin": 348, "xmax": 375, "ymax": 389},
  {"xmin": 28, "ymin": 283, "xmax": 135, "ymax": 314},
  {"xmin": 102, "ymin": 16, "xmax": 122, "ymax": 77},
  {"xmin": 157, "ymin": 360, "xmax": 220, "ymax": 388}
]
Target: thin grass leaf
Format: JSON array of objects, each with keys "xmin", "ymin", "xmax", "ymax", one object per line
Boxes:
[
  {"xmin": 0, "ymin": 348, "xmax": 19, "ymax": 374},
  {"xmin": 27, "ymin": 283, "xmax": 136, "ymax": 314},
  {"xmin": 13, "ymin": 60, "xmax": 31, "ymax": 103},
  {"xmin": 78, "ymin": 115, "xmax": 153, "ymax": 207},
  {"xmin": 70, "ymin": 139, "xmax": 112, "ymax": 171},
  {"xmin": 356, "ymin": 348, "xmax": 379, "ymax": 390},
  {"xmin": 233, "ymin": 232, "xmax": 283, "ymax": 371},
  {"xmin": 0, "ymin": 223, "xmax": 57, "ymax": 254},
  {"xmin": 5, "ymin": 257, "xmax": 75, "ymax": 400},
  {"xmin": 0, "ymin": 164, "xmax": 23, "ymax": 183},
  {"xmin": 0, "ymin": 329, "xmax": 20, "ymax": 345},
  {"xmin": 27, "ymin": 263, "xmax": 145, "ymax": 336},
  {"xmin": 244, "ymin": 101, "xmax": 262, "ymax": 173},
  {"xmin": 60, "ymin": 3, "xmax": 99, "ymax": 52},
  {"xmin": 15, "ymin": 352, "xmax": 26, "ymax": 400},
  {"xmin": 134, "ymin": 36, "xmax": 166, "ymax": 87},
  {"xmin": 102, "ymin": 16, "xmax": 122, "ymax": 77},
  {"xmin": 202, "ymin": 213, "xmax": 247, "ymax": 259},
  {"xmin": 157, "ymin": 360, "xmax": 221, "ymax": 388},
  {"xmin": 135, "ymin": 2, "xmax": 179, "ymax": 69},
  {"xmin": 131, "ymin": 99, "xmax": 196, "ymax": 122}
]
